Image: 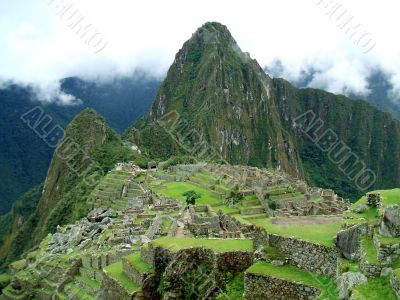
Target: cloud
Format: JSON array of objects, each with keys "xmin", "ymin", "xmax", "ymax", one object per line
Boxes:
[
  {"xmin": 0, "ymin": 0, "xmax": 400, "ymax": 104},
  {"xmin": 33, "ymin": 81, "xmax": 82, "ymax": 105}
]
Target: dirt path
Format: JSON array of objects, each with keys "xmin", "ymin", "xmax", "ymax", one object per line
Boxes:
[{"xmin": 174, "ymin": 209, "xmax": 191, "ymax": 238}]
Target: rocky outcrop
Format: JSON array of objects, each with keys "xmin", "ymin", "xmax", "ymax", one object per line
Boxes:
[
  {"xmin": 336, "ymin": 224, "xmax": 364, "ymax": 260},
  {"xmin": 390, "ymin": 270, "xmax": 400, "ymax": 300},
  {"xmin": 380, "ymin": 205, "xmax": 400, "ymax": 237},
  {"xmin": 337, "ymin": 272, "xmax": 367, "ymax": 300}
]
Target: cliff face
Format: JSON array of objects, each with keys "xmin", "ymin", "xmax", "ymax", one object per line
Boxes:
[{"xmin": 131, "ymin": 22, "xmax": 400, "ymax": 199}]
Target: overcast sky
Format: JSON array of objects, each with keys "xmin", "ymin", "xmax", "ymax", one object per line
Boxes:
[{"xmin": 1, "ymin": 0, "xmax": 399, "ymax": 103}]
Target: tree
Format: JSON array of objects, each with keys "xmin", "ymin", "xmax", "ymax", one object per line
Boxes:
[{"xmin": 183, "ymin": 190, "xmax": 201, "ymax": 207}]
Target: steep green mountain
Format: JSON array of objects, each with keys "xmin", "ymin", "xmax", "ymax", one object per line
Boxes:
[
  {"xmin": 128, "ymin": 22, "xmax": 400, "ymax": 199},
  {"xmin": 133, "ymin": 22, "xmax": 303, "ymax": 177},
  {"xmin": 0, "ymin": 108, "xmax": 142, "ymax": 266},
  {"xmin": 0, "ymin": 74, "xmax": 159, "ymax": 214}
]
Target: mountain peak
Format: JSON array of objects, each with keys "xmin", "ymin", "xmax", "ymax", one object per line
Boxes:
[{"xmin": 190, "ymin": 22, "xmax": 237, "ymax": 46}]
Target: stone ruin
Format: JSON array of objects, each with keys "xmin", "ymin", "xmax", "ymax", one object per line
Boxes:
[
  {"xmin": 274, "ymin": 189, "xmax": 350, "ymax": 217},
  {"xmin": 152, "ymin": 195, "xmax": 180, "ymax": 212},
  {"xmin": 366, "ymin": 192, "xmax": 382, "ymax": 208},
  {"xmin": 114, "ymin": 162, "xmax": 144, "ymax": 175},
  {"xmin": 187, "ymin": 205, "xmax": 220, "ymax": 237}
]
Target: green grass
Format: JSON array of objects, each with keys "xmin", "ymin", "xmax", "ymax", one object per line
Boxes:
[
  {"xmin": 64, "ymin": 283, "xmax": 93, "ymax": 300},
  {"xmin": 192, "ymin": 172, "xmax": 218, "ymax": 184},
  {"xmin": 151, "ymin": 237, "xmax": 253, "ymax": 253},
  {"xmin": 124, "ymin": 253, "xmax": 153, "ymax": 273},
  {"xmin": 233, "ymin": 215, "xmax": 341, "ymax": 247},
  {"xmin": 346, "ymin": 207, "xmax": 378, "ymax": 221},
  {"xmin": 212, "ymin": 205, "xmax": 240, "ymax": 214},
  {"xmin": 377, "ymin": 234, "xmax": 400, "ymax": 246},
  {"xmin": 264, "ymin": 245, "xmax": 285, "ymax": 261},
  {"xmin": 352, "ymin": 188, "xmax": 400, "ymax": 213},
  {"xmin": 75, "ymin": 274, "xmax": 101, "ymax": 289},
  {"xmin": 352, "ymin": 276, "xmax": 397, "ymax": 300},
  {"xmin": 216, "ymin": 272, "xmax": 244, "ymax": 300},
  {"xmin": 161, "ymin": 217, "xmax": 173, "ymax": 234},
  {"xmin": 104, "ymin": 261, "xmax": 140, "ymax": 293},
  {"xmin": 338, "ymin": 259, "xmax": 359, "ymax": 273},
  {"xmin": 152, "ymin": 181, "xmax": 221, "ymax": 205},
  {"xmin": 246, "ymin": 261, "xmax": 338, "ymax": 299},
  {"xmin": 361, "ymin": 236, "xmax": 378, "ymax": 264},
  {"xmin": 0, "ymin": 273, "xmax": 11, "ymax": 287}
]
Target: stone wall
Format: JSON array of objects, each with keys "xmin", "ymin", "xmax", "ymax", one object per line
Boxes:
[
  {"xmin": 158, "ymin": 246, "xmax": 253, "ymax": 299},
  {"xmin": 146, "ymin": 214, "xmax": 162, "ymax": 239},
  {"xmin": 101, "ymin": 270, "xmax": 139, "ymax": 300},
  {"xmin": 267, "ymin": 233, "xmax": 338, "ymax": 275},
  {"xmin": 336, "ymin": 223, "xmax": 364, "ymax": 260},
  {"xmin": 244, "ymin": 272, "xmax": 321, "ymax": 300},
  {"xmin": 167, "ymin": 220, "xmax": 179, "ymax": 237},
  {"xmin": 152, "ymin": 173, "xmax": 176, "ymax": 182},
  {"xmin": 376, "ymin": 237, "xmax": 400, "ymax": 265},
  {"xmin": 240, "ymin": 208, "xmax": 265, "ymax": 215},
  {"xmin": 215, "ymin": 251, "xmax": 253, "ymax": 273},
  {"xmin": 359, "ymin": 253, "xmax": 382, "ymax": 277},
  {"xmin": 390, "ymin": 271, "xmax": 400, "ymax": 300},
  {"xmin": 190, "ymin": 177, "xmax": 215, "ymax": 190}
]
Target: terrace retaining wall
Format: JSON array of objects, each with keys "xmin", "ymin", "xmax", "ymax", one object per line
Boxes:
[
  {"xmin": 375, "ymin": 235, "xmax": 400, "ymax": 265},
  {"xmin": 244, "ymin": 272, "xmax": 321, "ymax": 300},
  {"xmin": 390, "ymin": 272, "xmax": 400, "ymax": 299},
  {"xmin": 254, "ymin": 230, "xmax": 338, "ymax": 276}
]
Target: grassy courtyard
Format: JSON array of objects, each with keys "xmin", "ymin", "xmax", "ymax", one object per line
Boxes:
[
  {"xmin": 151, "ymin": 181, "xmax": 222, "ymax": 205},
  {"xmin": 233, "ymin": 215, "xmax": 341, "ymax": 247},
  {"xmin": 352, "ymin": 276, "xmax": 397, "ymax": 300}
]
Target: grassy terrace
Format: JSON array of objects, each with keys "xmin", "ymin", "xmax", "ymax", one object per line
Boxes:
[
  {"xmin": 352, "ymin": 276, "xmax": 397, "ymax": 300},
  {"xmin": 246, "ymin": 261, "xmax": 338, "ymax": 300},
  {"xmin": 152, "ymin": 181, "xmax": 221, "ymax": 205},
  {"xmin": 104, "ymin": 261, "xmax": 140, "ymax": 293},
  {"xmin": 233, "ymin": 215, "xmax": 341, "ymax": 247},
  {"xmin": 151, "ymin": 237, "xmax": 253, "ymax": 253},
  {"xmin": 124, "ymin": 253, "xmax": 153, "ymax": 273},
  {"xmin": 361, "ymin": 236, "xmax": 378, "ymax": 264}
]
